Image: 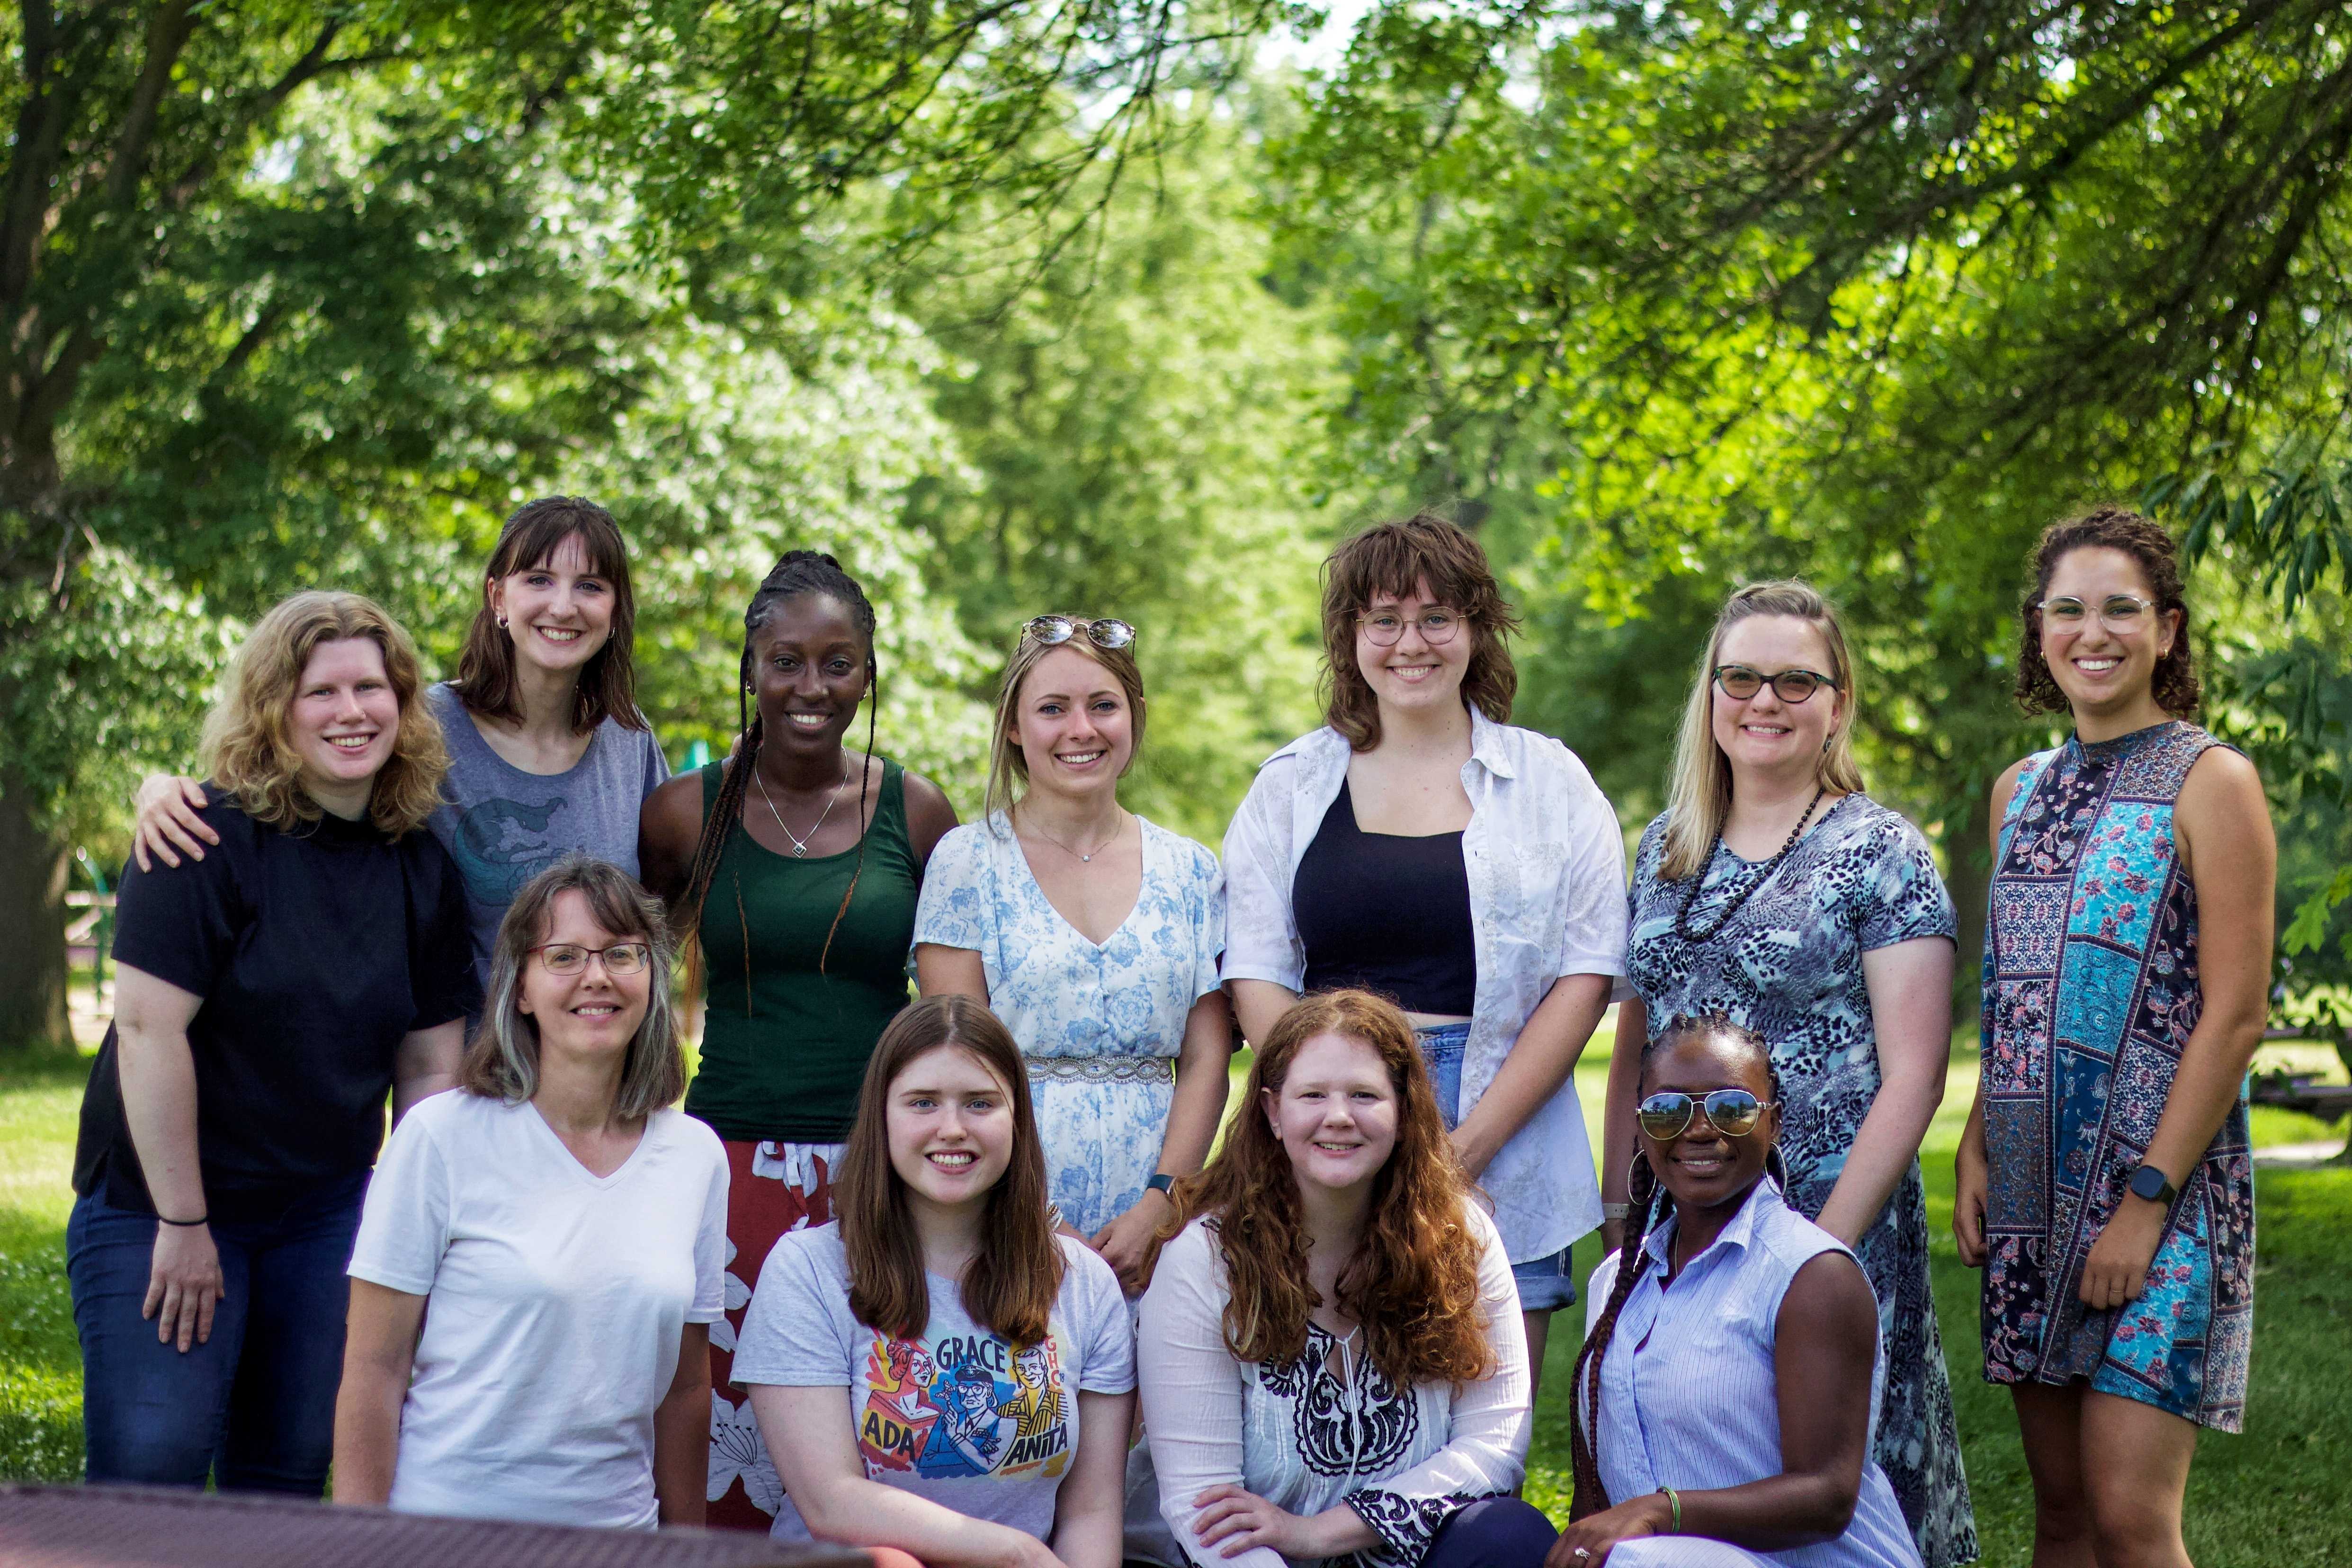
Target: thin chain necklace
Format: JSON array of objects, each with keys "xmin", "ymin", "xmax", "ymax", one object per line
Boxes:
[
  {"xmin": 1020, "ymin": 805, "xmax": 1127, "ymax": 863},
  {"xmin": 753, "ymin": 762, "xmax": 850, "ymax": 858},
  {"xmin": 1673, "ymin": 788, "xmax": 1827, "ymax": 944}
]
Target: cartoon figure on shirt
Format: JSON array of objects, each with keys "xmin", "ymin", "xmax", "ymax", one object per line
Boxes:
[
  {"xmin": 919, "ymin": 1357, "xmax": 1018, "ymax": 1477},
  {"xmin": 997, "ymin": 1339, "xmax": 1071, "ymax": 1478},
  {"xmin": 859, "ymin": 1335, "xmax": 941, "ymax": 1472}
]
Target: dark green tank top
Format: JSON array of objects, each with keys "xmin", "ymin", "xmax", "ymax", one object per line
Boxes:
[{"xmin": 684, "ymin": 758, "xmax": 918, "ymax": 1142}]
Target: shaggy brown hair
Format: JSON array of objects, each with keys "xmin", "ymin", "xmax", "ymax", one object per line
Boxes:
[
  {"xmin": 834, "ymin": 995, "xmax": 1064, "ymax": 1347},
  {"xmin": 1321, "ymin": 513, "xmax": 1520, "ymax": 751},
  {"xmin": 2015, "ymin": 505, "xmax": 2200, "ymax": 718},
  {"xmin": 200, "ymin": 591, "xmax": 447, "ymax": 838},
  {"xmin": 1163, "ymin": 989, "xmax": 1496, "ymax": 1390},
  {"xmin": 450, "ymin": 496, "xmax": 648, "ymax": 735}
]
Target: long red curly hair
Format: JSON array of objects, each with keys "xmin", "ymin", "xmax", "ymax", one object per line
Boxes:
[{"xmin": 1163, "ymin": 989, "xmax": 1495, "ymax": 1388}]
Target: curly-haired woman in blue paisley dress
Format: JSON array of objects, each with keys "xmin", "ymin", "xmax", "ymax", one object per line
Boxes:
[
  {"xmin": 1957, "ymin": 509, "xmax": 2273, "ymax": 1568},
  {"xmin": 914, "ymin": 615, "xmax": 1233, "ymax": 1296},
  {"xmin": 1608, "ymin": 581, "xmax": 1977, "ymax": 1568}
]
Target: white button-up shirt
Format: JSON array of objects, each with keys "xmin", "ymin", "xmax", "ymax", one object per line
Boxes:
[{"xmin": 1221, "ymin": 710, "xmax": 1628, "ymax": 1262}]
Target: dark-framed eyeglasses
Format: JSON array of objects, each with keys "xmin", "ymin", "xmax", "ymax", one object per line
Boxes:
[
  {"xmin": 2035, "ymin": 593, "xmax": 2156, "ymax": 630},
  {"xmin": 528, "ymin": 941, "xmax": 652, "ymax": 977},
  {"xmin": 1356, "ymin": 607, "xmax": 1463, "ymax": 646},
  {"xmin": 1713, "ymin": 664, "xmax": 1838, "ymax": 704},
  {"xmin": 1636, "ymin": 1088, "xmax": 1774, "ymax": 1141},
  {"xmin": 1025, "ymin": 615, "xmax": 1136, "ymax": 651}
]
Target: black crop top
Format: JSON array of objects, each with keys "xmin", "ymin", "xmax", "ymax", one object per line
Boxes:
[{"xmin": 1293, "ymin": 779, "xmax": 1478, "ymax": 1015}]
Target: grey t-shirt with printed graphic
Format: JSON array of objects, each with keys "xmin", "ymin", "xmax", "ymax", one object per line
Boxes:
[{"xmin": 423, "ymin": 681, "xmax": 669, "ymax": 986}]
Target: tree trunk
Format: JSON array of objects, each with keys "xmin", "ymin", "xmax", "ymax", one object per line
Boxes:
[
  {"xmin": 0, "ymin": 757, "xmax": 70, "ymax": 1054},
  {"xmin": 1946, "ymin": 786, "xmax": 1992, "ymax": 1036}
]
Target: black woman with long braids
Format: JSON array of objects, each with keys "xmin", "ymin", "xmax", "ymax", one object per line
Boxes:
[
  {"xmin": 1605, "ymin": 582, "xmax": 1974, "ymax": 1567},
  {"xmin": 639, "ymin": 550, "xmax": 959, "ymax": 1531},
  {"xmin": 1549, "ymin": 1013, "xmax": 1923, "ymax": 1568}
]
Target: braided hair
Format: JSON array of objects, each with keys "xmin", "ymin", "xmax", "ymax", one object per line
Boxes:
[
  {"xmin": 1567, "ymin": 1011, "xmax": 1789, "ymax": 1520},
  {"xmin": 676, "ymin": 551, "xmax": 881, "ymax": 1002}
]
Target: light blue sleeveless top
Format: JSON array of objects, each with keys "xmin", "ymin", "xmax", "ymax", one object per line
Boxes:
[{"xmin": 1588, "ymin": 1178, "xmax": 1924, "ymax": 1568}]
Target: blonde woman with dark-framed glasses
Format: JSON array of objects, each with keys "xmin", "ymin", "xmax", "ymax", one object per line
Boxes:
[
  {"xmin": 1606, "ymin": 580, "xmax": 1975, "ymax": 1568},
  {"xmin": 913, "ymin": 613, "xmax": 1231, "ymax": 1298},
  {"xmin": 333, "ymin": 856, "xmax": 727, "ymax": 1529}
]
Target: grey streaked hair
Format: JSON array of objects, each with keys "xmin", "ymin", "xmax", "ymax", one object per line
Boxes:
[{"xmin": 461, "ymin": 856, "xmax": 686, "ymax": 1119}]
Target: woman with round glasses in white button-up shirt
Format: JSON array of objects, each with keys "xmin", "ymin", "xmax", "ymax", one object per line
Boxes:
[{"xmin": 1222, "ymin": 512, "xmax": 1628, "ymax": 1393}]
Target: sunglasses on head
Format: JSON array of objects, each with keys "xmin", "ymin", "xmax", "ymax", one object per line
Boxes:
[
  {"xmin": 1025, "ymin": 615, "xmax": 1136, "ymax": 651},
  {"xmin": 1636, "ymin": 1088, "xmax": 1773, "ymax": 1141}
]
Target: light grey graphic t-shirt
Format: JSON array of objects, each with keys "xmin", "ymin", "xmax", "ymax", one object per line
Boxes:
[
  {"xmin": 424, "ymin": 682, "xmax": 669, "ymax": 984},
  {"xmin": 732, "ymin": 1220, "xmax": 1136, "ymax": 1545}
]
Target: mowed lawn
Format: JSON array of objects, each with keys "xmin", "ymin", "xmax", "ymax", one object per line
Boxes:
[{"xmin": 6, "ymin": 1034, "xmax": 2350, "ymax": 1564}]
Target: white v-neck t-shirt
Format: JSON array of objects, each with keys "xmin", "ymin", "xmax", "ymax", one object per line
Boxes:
[{"xmin": 348, "ymin": 1090, "xmax": 730, "ymax": 1529}]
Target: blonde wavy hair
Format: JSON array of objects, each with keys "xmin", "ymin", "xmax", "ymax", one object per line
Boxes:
[
  {"xmin": 1658, "ymin": 580, "xmax": 1864, "ymax": 881},
  {"xmin": 1162, "ymin": 989, "xmax": 1496, "ymax": 1389},
  {"xmin": 200, "ymin": 591, "xmax": 447, "ymax": 837}
]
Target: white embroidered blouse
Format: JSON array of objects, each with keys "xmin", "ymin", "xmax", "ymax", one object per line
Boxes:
[
  {"xmin": 1220, "ymin": 710, "xmax": 1629, "ymax": 1262},
  {"xmin": 1136, "ymin": 1206, "xmax": 1530, "ymax": 1568}
]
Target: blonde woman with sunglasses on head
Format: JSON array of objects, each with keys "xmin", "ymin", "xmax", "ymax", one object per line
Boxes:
[
  {"xmin": 914, "ymin": 615, "xmax": 1232, "ymax": 1296},
  {"xmin": 1605, "ymin": 582, "xmax": 1973, "ymax": 1568}
]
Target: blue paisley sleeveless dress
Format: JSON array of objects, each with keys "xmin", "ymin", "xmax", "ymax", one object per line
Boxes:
[{"xmin": 1979, "ymin": 720, "xmax": 2255, "ymax": 1430}]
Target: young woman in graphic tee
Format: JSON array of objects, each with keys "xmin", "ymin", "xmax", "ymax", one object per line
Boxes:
[
  {"xmin": 131, "ymin": 496, "xmax": 670, "ymax": 995},
  {"xmin": 334, "ymin": 857, "xmax": 728, "ymax": 1529},
  {"xmin": 68, "ymin": 592, "xmax": 477, "ymax": 1495},
  {"xmin": 732, "ymin": 996, "xmax": 1133, "ymax": 1567}
]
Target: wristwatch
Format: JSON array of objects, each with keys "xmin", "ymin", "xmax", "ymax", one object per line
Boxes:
[
  {"xmin": 1145, "ymin": 1173, "xmax": 1176, "ymax": 1198},
  {"xmin": 2126, "ymin": 1162, "xmax": 2178, "ymax": 1208}
]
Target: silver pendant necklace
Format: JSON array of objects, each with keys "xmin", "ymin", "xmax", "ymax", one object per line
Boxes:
[
  {"xmin": 1023, "ymin": 807, "xmax": 1127, "ymax": 863},
  {"xmin": 753, "ymin": 763, "xmax": 850, "ymax": 857}
]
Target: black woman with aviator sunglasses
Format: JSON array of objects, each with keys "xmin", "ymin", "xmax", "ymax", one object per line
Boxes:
[{"xmin": 1605, "ymin": 581, "xmax": 1976, "ymax": 1568}]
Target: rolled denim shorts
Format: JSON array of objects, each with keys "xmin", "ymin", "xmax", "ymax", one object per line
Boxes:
[{"xmin": 1414, "ymin": 1021, "xmax": 1577, "ymax": 1314}]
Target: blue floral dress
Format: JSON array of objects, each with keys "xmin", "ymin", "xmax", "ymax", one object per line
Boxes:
[
  {"xmin": 913, "ymin": 814, "xmax": 1225, "ymax": 1237},
  {"xmin": 1627, "ymin": 793, "xmax": 1977, "ymax": 1568},
  {"xmin": 1979, "ymin": 721, "xmax": 2254, "ymax": 1431}
]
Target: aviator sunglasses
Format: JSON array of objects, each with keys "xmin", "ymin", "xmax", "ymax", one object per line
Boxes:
[
  {"xmin": 1026, "ymin": 615, "xmax": 1137, "ymax": 651},
  {"xmin": 1636, "ymin": 1087, "xmax": 1774, "ymax": 1141}
]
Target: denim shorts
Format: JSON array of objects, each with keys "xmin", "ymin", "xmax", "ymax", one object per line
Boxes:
[{"xmin": 1413, "ymin": 1022, "xmax": 1577, "ymax": 1313}]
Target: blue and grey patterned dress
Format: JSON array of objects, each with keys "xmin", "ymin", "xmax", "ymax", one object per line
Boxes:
[
  {"xmin": 1627, "ymin": 794, "xmax": 1977, "ymax": 1568},
  {"xmin": 1979, "ymin": 720, "xmax": 2254, "ymax": 1430}
]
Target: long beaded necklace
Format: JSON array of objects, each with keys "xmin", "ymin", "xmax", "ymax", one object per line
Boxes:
[
  {"xmin": 1672, "ymin": 788, "xmax": 1828, "ymax": 944},
  {"xmin": 753, "ymin": 762, "xmax": 850, "ymax": 858}
]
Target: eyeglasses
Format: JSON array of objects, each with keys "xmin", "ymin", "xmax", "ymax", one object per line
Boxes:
[
  {"xmin": 528, "ymin": 941, "xmax": 652, "ymax": 977},
  {"xmin": 1356, "ymin": 608, "xmax": 1463, "ymax": 646},
  {"xmin": 1713, "ymin": 665, "xmax": 1838, "ymax": 704},
  {"xmin": 2036, "ymin": 594, "xmax": 2157, "ymax": 629},
  {"xmin": 1026, "ymin": 615, "xmax": 1136, "ymax": 651},
  {"xmin": 1636, "ymin": 1088, "xmax": 1774, "ymax": 1141}
]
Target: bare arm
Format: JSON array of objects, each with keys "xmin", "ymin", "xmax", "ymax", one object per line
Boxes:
[
  {"xmin": 392, "ymin": 1021, "xmax": 465, "ymax": 1120},
  {"xmin": 1092, "ymin": 989, "xmax": 1236, "ymax": 1293},
  {"xmin": 1453, "ymin": 973, "xmax": 1611, "ymax": 1182},
  {"xmin": 653, "ymin": 1324, "xmax": 712, "ymax": 1526},
  {"xmin": 331, "ymin": 1280, "xmax": 426, "ymax": 1506},
  {"xmin": 1953, "ymin": 762, "xmax": 2024, "ymax": 1270},
  {"xmin": 1047, "ymin": 1389, "xmax": 1136, "ymax": 1568},
  {"xmin": 1547, "ymin": 1252, "xmax": 1877, "ymax": 1564},
  {"xmin": 747, "ymin": 1383, "xmax": 1066, "ymax": 1568},
  {"xmin": 1226, "ymin": 979, "xmax": 1298, "ymax": 1050},
  {"xmin": 1813, "ymin": 936, "xmax": 1954, "ymax": 1247},
  {"xmin": 901, "ymin": 770, "xmax": 963, "ymax": 870},
  {"xmin": 113, "ymin": 964, "xmax": 221, "ymax": 1352},
  {"xmin": 2078, "ymin": 746, "xmax": 2275, "ymax": 1310},
  {"xmin": 915, "ymin": 944, "xmax": 990, "ymax": 1000},
  {"xmin": 130, "ymin": 773, "xmax": 216, "ymax": 871},
  {"xmin": 1599, "ymin": 996, "xmax": 1647, "ymax": 1255},
  {"xmin": 637, "ymin": 770, "xmax": 707, "ymax": 910}
]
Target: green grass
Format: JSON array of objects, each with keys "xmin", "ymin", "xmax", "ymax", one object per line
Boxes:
[{"xmin": 10, "ymin": 1038, "xmax": 2350, "ymax": 1563}]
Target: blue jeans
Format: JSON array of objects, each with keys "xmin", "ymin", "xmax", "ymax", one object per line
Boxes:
[
  {"xmin": 1415, "ymin": 1022, "xmax": 1577, "ymax": 1315},
  {"xmin": 67, "ymin": 1171, "xmax": 368, "ymax": 1493}
]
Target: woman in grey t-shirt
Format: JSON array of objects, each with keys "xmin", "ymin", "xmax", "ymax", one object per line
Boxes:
[{"xmin": 133, "ymin": 497, "xmax": 668, "ymax": 987}]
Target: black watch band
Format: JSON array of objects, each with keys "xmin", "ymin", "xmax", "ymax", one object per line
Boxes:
[{"xmin": 2127, "ymin": 1162, "xmax": 2178, "ymax": 1208}]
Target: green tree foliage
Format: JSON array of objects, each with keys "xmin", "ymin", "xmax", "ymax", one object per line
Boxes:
[
  {"xmin": 0, "ymin": 0, "xmax": 1284, "ymax": 1048},
  {"xmin": 1273, "ymin": 0, "xmax": 2352, "ymax": 1001}
]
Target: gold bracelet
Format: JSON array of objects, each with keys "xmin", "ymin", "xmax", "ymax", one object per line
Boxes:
[{"xmin": 1657, "ymin": 1486, "xmax": 1681, "ymax": 1534}]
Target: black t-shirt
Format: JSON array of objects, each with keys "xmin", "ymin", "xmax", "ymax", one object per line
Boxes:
[
  {"xmin": 1293, "ymin": 778, "xmax": 1479, "ymax": 1015},
  {"xmin": 73, "ymin": 787, "xmax": 480, "ymax": 1223}
]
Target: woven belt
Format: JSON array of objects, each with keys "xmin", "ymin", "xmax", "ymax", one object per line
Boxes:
[{"xmin": 1022, "ymin": 1054, "xmax": 1175, "ymax": 1084}]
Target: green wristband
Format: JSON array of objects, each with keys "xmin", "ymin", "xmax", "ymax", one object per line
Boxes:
[{"xmin": 1658, "ymin": 1486, "xmax": 1681, "ymax": 1534}]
